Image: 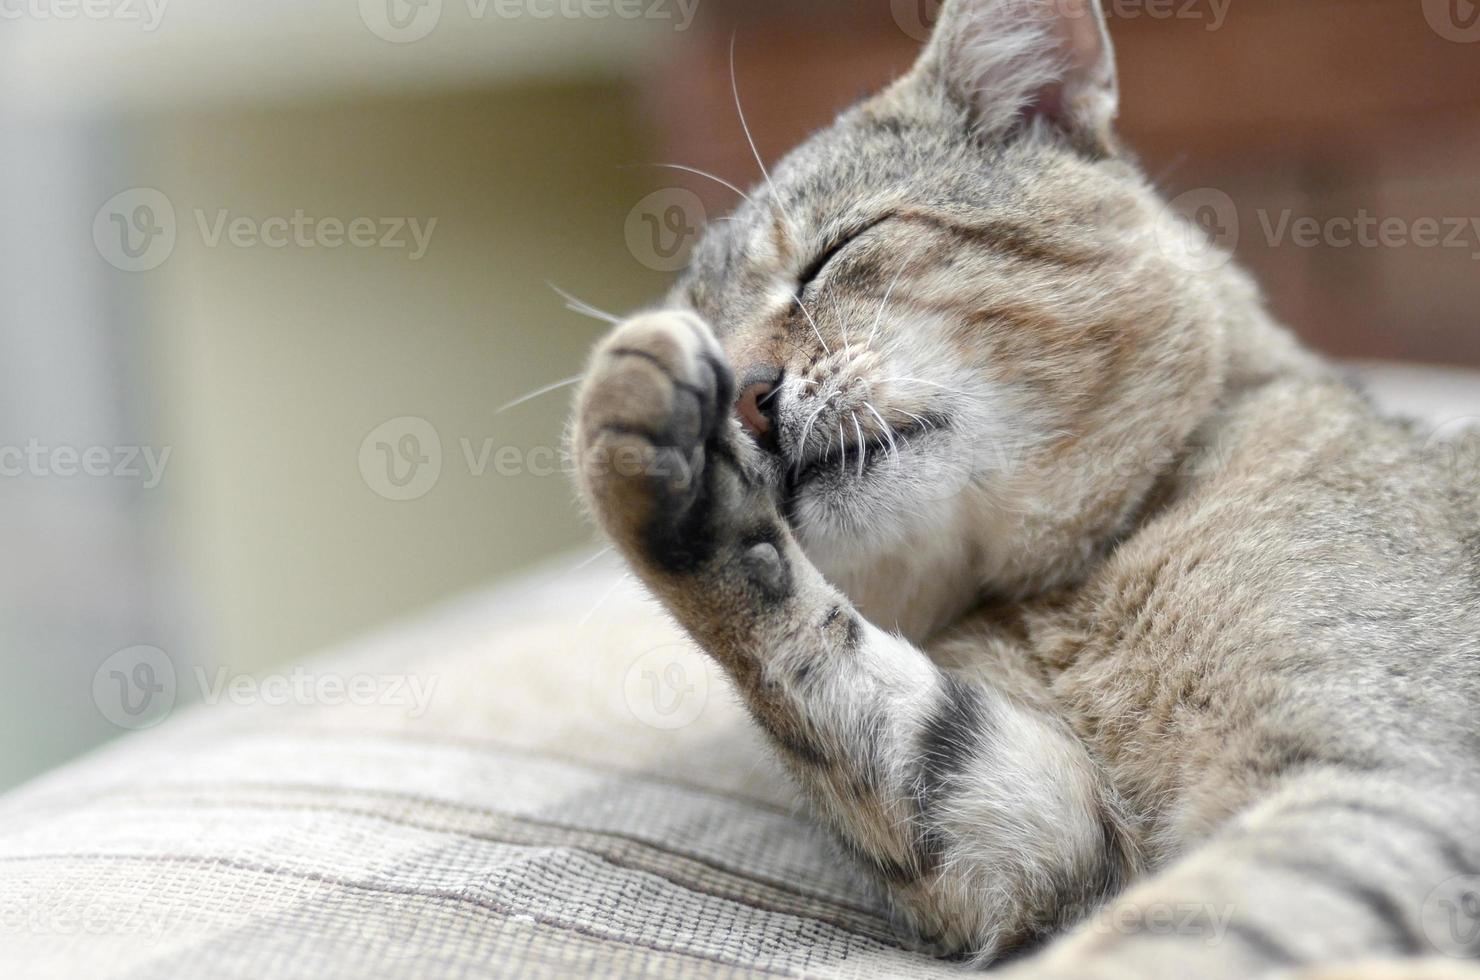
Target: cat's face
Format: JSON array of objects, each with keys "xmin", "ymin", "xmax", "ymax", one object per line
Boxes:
[{"xmin": 669, "ymin": 0, "xmax": 1236, "ymax": 617}]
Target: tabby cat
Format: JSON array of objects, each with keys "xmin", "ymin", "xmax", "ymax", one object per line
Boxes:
[{"xmin": 571, "ymin": 0, "xmax": 1480, "ymax": 975}]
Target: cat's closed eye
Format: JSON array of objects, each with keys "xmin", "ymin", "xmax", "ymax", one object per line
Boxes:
[{"xmin": 796, "ymin": 214, "xmax": 893, "ymax": 292}]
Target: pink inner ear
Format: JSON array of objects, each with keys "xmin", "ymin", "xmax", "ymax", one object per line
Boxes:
[
  {"xmin": 1016, "ymin": 0, "xmax": 1114, "ymax": 129},
  {"xmin": 1025, "ymin": 83, "xmax": 1067, "ymax": 124},
  {"xmin": 1050, "ymin": 0, "xmax": 1115, "ymax": 93},
  {"xmin": 922, "ymin": 0, "xmax": 1119, "ymax": 139}
]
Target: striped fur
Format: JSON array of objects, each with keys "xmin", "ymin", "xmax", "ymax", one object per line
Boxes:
[{"xmin": 571, "ymin": 1, "xmax": 1480, "ymax": 974}]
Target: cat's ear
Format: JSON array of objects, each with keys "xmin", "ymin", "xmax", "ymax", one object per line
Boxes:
[{"xmin": 911, "ymin": 0, "xmax": 1119, "ymax": 150}]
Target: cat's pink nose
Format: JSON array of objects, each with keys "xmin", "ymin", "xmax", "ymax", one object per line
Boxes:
[{"xmin": 737, "ymin": 381, "xmax": 774, "ymax": 436}]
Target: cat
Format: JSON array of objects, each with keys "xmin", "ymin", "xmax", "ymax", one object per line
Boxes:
[{"xmin": 570, "ymin": 0, "xmax": 1480, "ymax": 975}]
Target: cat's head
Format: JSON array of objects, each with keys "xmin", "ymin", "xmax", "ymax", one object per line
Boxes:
[{"xmin": 670, "ymin": 0, "xmax": 1285, "ymax": 623}]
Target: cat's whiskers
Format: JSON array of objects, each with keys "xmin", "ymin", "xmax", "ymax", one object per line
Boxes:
[
  {"xmin": 496, "ymin": 374, "xmax": 585, "ymax": 415},
  {"xmin": 639, "ymin": 162, "xmax": 756, "ymax": 206},
  {"xmin": 822, "ymin": 279, "xmax": 852, "ymax": 358},
  {"xmin": 881, "ymin": 376, "xmax": 984, "ymax": 404},
  {"xmin": 571, "ymin": 545, "xmax": 616, "ymax": 571},
  {"xmin": 796, "ymin": 399, "xmax": 831, "ymax": 471},
  {"xmin": 851, "ymin": 413, "xmax": 866, "ymax": 479},
  {"xmin": 896, "ymin": 409, "xmax": 936, "ymax": 433},
  {"xmin": 729, "ymin": 33, "xmax": 800, "ymax": 246},
  {"xmin": 547, "ymin": 282, "xmax": 622, "ymax": 325},
  {"xmin": 866, "ymin": 242, "xmax": 926, "ymax": 349},
  {"xmin": 730, "ymin": 34, "xmax": 830, "ymax": 357},
  {"xmin": 789, "ymin": 288, "xmax": 832, "ymax": 357},
  {"xmin": 864, "ymin": 402, "xmax": 901, "ymax": 460},
  {"xmin": 577, "ymin": 571, "xmax": 633, "ymax": 628}
]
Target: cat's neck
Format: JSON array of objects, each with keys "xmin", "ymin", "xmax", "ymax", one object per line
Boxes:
[{"xmin": 810, "ymin": 281, "xmax": 1325, "ymax": 647}]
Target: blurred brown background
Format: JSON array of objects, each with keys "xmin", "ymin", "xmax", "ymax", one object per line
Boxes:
[{"xmin": 651, "ymin": 0, "xmax": 1480, "ymax": 365}]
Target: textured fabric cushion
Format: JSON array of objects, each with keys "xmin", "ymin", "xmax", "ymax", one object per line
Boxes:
[
  {"xmin": 2, "ymin": 363, "xmax": 1477, "ymax": 980},
  {"xmin": 0, "ymin": 562, "xmax": 955, "ymax": 979}
]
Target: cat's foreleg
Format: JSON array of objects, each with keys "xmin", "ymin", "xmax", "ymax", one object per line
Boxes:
[{"xmin": 572, "ymin": 310, "xmax": 1137, "ymax": 959}]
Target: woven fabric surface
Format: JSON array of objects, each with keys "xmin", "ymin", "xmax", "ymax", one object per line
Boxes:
[{"xmin": 0, "ymin": 560, "xmax": 951, "ymax": 980}]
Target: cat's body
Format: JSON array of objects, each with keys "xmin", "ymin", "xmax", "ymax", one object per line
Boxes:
[{"xmin": 571, "ymin": 0, "xmax": 1480, "ymax": 974}]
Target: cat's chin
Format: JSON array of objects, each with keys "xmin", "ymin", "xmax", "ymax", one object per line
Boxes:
[
  {"xmin": 780, "ymin": 415, "xmax": 962, "ymax": 528},
  {"xmin": 784, "ymin": 464, "xmax": 978, "ymax": 563}
]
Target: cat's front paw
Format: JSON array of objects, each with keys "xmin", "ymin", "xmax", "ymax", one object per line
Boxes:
[{"xmin": 574, "ymin": 310, "xmax": 764, "ymax": 577}]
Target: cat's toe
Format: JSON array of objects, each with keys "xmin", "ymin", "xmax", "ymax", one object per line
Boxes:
[{"xmin": 574, "ymin": 311, "xmax": 741, "ymax": 571}]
